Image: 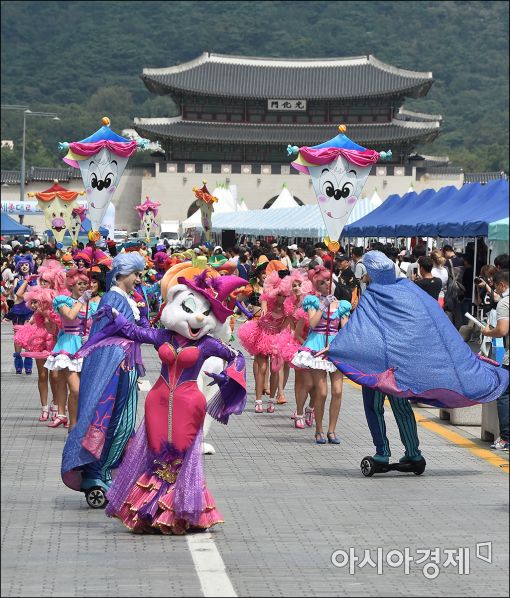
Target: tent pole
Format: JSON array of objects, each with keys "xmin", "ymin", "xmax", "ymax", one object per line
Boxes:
[{"xmin": 471, "ymin": 238, "xmax": 478, "ymax": 315}]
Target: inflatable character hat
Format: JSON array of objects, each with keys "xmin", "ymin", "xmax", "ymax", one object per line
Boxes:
[{"xmin": 177, "ymin": 271, "xmax": 248, "ymax": 323}]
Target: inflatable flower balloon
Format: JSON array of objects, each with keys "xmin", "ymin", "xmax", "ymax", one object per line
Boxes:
[
  {"xmin": 28, "ymin": 180, "xmax": 84, "ymax": 243},
  {"xmin": 59, "ymin": 117, "xmax": 148, "ymax": 231},
  {"xmin": 135, "ymin": 196, "xmax": 161, "ymax": 242},
  {"xmin": 192, "ymin": 180, "xmax": 218, "ymax": 242},
  {"xmin": 288, "ymin": 125, "xmax": 391, "ymax": 251}
]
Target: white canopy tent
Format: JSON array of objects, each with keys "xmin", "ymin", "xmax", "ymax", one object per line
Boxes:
[{"xmin": 269, "ymin": 185, "xmax": 300, "ymax": 209}]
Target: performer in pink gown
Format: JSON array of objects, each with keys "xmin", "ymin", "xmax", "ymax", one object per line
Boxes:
[{"xmin": 76, "ymin": 271, "xmax": 247, "ymax": 534}]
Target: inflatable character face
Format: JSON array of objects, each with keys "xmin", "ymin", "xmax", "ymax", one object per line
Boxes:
[
  {"xmin": 79, "ymin": 148, "xmax": 128, "ymax": 230},
  {"xmin": 308, "ymin": 156, "xmax": 371, "ymax": 242},
  {"xmin": 37, "ymin": 197, "xmax": 76, "ymax": 243},
  {"xmin": 161, "ymin": 285, "xmax": 218, "ymax": 340}
]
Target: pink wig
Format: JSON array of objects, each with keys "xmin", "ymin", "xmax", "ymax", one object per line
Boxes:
[
  {"xmin": 38, "ymin": 261, "xmax": 68, "ymax": 294},
  {"xmin": 259, "ymin": 271, "xmax": 291, "ymax": 309},
  {"xmin": 16, "ymin": 287, "xmax": 61, "ymax": 355},
  {"xmin": 308, "ymin": 265, "xmax": 331, "ymax": 291},
  {"xmin": 65, "ymin": 268, "xmax": 89, "ymax": 290},
  {"xmin": 24, "ymin": 286, "xmax": 57, "ymax": 321},
  {"xmin": 280, "ymin": 269, "xmax": 314, "ymax": 316}
]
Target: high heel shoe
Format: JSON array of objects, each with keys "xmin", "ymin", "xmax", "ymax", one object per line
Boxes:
[
  {"xmin": 294, "ymin": 416, "xmax": 305, "ymax": 429},
  {"xmin": 47, "ymin": 414, "xmax": 68, "ymax": 428},
  {"xmin": 304, "ymin": 407, "xmax": 315, "ymax": 427},
  {"xmin": 49, "ymin": 402, "xmax": 58, "ymax": 421},
  {"xmin": 327, "ymin": 432, "xmax": 341, "ymax": 445},
  {"xmin": 39, "ymin": 408, "xmax": 49, "ymax": 422},
  {"xmin": 315, "ymin": 432, "xmax": 326, "ymax": 445},
  {"xmin": 276, "ymin": 392, "xmax": 287, "ymax": 405}
]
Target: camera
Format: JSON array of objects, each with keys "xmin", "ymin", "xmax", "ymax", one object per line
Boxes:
[{"xmin": 474, "ymin": 276, "xmax": 484, "ymax": 284}]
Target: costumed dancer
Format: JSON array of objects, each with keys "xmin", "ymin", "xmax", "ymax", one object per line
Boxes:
[
  {"xmin": 238, "ymin": 270, "xmax": 294, "ymax": 413},
  {"xmin": 44, "ymin": 268, "xmax": 99, "ymax": 429},
  {"xmin": 292, "ymin": 266, "xmax": 351, "ymax": 444},
  {"xmin": 327, "ymin": 251, "xmax": 509, "ymax": 467},
  {"xmin": 278, "ymin": 270, "xmax": 316, "ymax": 429},
  {"xmin": 5, "ymin": 255, "xmax": 38, "ymax": 374},
  {"xmin": 61, "ymin": 253, "xmax": 149, "ymax": 506},
  {"xmin": 78, "ymin": 271, "xmax": 247, "ymax": 532},
  {"xmin": 14, "ymin": 286, "xmax": 61, "ymax": 421},
  {"xmin": 36, "ymin": 260, "xmax": 70, "ymax": 420}
]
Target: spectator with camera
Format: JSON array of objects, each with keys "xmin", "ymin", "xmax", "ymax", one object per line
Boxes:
[{"xmin": 481, "ymin": 270, "xmax": 509, "ymax": 451}]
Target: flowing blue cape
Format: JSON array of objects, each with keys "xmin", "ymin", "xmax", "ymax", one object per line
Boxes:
[{"xmin": 328, "ymin": 278, "xmax": 508, "ymax": 408}]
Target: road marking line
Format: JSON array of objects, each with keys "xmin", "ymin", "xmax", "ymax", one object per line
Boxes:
[
  {"xmin": 343, "ymin": 380, "xmax": 508, "ymax": 473},
  {"xmin": 137, "ymin": 377, "xmax": 235, "ymax": 595},
  {"xmin": 415, "ymin": 412, "xmax": 509, "ymax": 473},
  {"xmin": 187, "ymin": 532, "xmax": 237, "ymax": 597}
]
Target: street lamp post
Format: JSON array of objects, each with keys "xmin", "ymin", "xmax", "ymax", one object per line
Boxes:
[{"xmin": 1, "ymin": 105, "xmax": 60, "ymax": 224}]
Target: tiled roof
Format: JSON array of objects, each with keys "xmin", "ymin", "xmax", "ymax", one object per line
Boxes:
[
  {"xmin": 28, "ymin": 167, "xmax": 81, "ymax": 182},
  {"xmin": 142, "ymin": 53, "xmax": 434, "ymax": 100},
  {"xmin": 134, "ymin": 117, "xmax": 441, "ymax": 147},
  {"xmin": 464, "ymin": 172, "xmax": 508, "ymax": 184},
  {"xmin": 1, "ymin": 170, "xmax": 21, "ymax": 185}
]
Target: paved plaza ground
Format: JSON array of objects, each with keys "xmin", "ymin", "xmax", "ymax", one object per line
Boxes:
[{"xmin": 1, "ymin": 322, "xmax": 509, "ymax": 597}]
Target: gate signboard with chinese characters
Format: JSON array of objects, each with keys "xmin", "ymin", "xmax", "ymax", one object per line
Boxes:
[{"xmin": 267, "ymin": 100, "xmax": 307, "ymax": 111}]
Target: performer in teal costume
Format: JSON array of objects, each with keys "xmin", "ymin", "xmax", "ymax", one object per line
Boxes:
[{"xmin": 61, "ymin": 252, "xmax": 149, "ymax": 498}]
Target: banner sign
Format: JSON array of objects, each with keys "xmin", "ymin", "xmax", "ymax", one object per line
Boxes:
[
  {"xmin": 267, "ymin": 99, "xmax": 307, "ymax": 111},
  {"xmin": 1, "ymin": 200, "xmax": 88, "ymax": 215}
]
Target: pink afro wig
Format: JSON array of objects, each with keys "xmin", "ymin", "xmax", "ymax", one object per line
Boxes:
[
  {"xmin": 37, "ymin": 260, "xmax": 68, "ymax": 294},
  {"xmin": 308, "ymin": 265, "xmax": 331, "ymax": 290},
  {"xmin": 259, "ymin": 271, "xmax": 291, "ymax": 307},
  {"xmin": 16, "ymin": 287, "xmax": 61, "ymax": 355},
  {"xmin": 65, "ymin": 268, "xmax": 89, "ymax": 290},
  {"xmin": 280, "ymin": 269, "xmax": 314, "ymax": 316},
  {"xmin": 24, "ymin": 286, "xmax": 57, "ymax": 321}
]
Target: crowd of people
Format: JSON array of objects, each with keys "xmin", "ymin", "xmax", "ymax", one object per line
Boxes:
[{"xmin": 0, "ymin": 231, "xmax": 508, "ymax": 532}]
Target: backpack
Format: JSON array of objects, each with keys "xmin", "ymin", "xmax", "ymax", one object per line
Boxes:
[{"xmin": 443, "ymin": 260, "xmax": 465, "ymax": 312}]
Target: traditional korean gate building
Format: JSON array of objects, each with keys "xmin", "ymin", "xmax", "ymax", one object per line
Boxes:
[{"xmin": 133, "ymin": 52, "xmax": 452, "ymax": 222}]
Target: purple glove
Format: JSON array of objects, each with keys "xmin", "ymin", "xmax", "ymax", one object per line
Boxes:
[
  {"xmin": 78, "ymin": 289, "xmax": 93, "ymax": 304},
  {"xmin": 204, "ymin": 371, "xmax": 228, "ymax": 387}
]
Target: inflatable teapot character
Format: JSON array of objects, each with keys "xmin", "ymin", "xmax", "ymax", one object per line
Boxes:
[
  {"xmin": 60, "ymin": 117, "xmax": 148, "ymax": 232},
  {"xmin": 135, "ymin": 196, "xmax": 161, "ymax": 242},
  {"xmin": 29, "ymin": 181, "xmax": 84, "ymax": 243},
  {"xmin": 288, "ymin": 125, "xmax": 391, "ymax": 251}
]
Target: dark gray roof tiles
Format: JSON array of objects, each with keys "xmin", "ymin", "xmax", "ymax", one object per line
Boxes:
[
  {"xmin": 134, "ymin": 117, "xmax": 441, "ymax": 147},
  {"xmin": 142, "ymin": 53, "xmax": 434, "ymax": 100},
  {"xmin": 464, "ymin": 172, "xmax": 508, "ymax": 183},
  {"xmin": 1, "ymin": 170, "xmax": 22, "ymax": 185}
]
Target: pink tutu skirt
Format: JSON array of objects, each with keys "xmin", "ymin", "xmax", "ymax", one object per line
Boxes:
[
  {"xmin": 238, "ymin": 321, "xmax": 302, "ymax": 370},
  {"xmin": 115, "ymin": 471, "xmax": 223, "ymax": 535}
]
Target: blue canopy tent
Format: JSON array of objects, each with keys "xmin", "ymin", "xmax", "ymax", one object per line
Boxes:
[
  {"xmin": 344, "ymin": 179, "xmax": 509, "ymax": 239},
  {"xmin": 375, "ymin": 187, "xmax": 450, "ymax": 237},
  {"xmin": 342, "ymin": 192, "xmax": 406, "ymax": 237},
  {"xmin": 415, "ymin": 182, "xmax": 484, "ymax": 237},
  {"xmin": 394, "ymin": 186, "xmax": 455, "ymax": 237},
  {"xmin": 1, "ymin": 212, "xmax": 32, "ymax": 236},
  {"xmin": 449, "ymin": 179, "xmax": 509, "ymax": 237}
]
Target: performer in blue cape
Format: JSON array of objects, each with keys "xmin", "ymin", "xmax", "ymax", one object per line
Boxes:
[
  {"xmin": 61, "ymin": 252, "xmax": 149, "ymax": 496},
  {"xmin": 327, "ymin": 251, "xmax": 508, "ymax": 463}
]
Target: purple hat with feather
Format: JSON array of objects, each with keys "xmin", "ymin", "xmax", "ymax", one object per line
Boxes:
[{"xmin": 177, "ymin": 272, "xmax": 247, "ymax": 323}]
